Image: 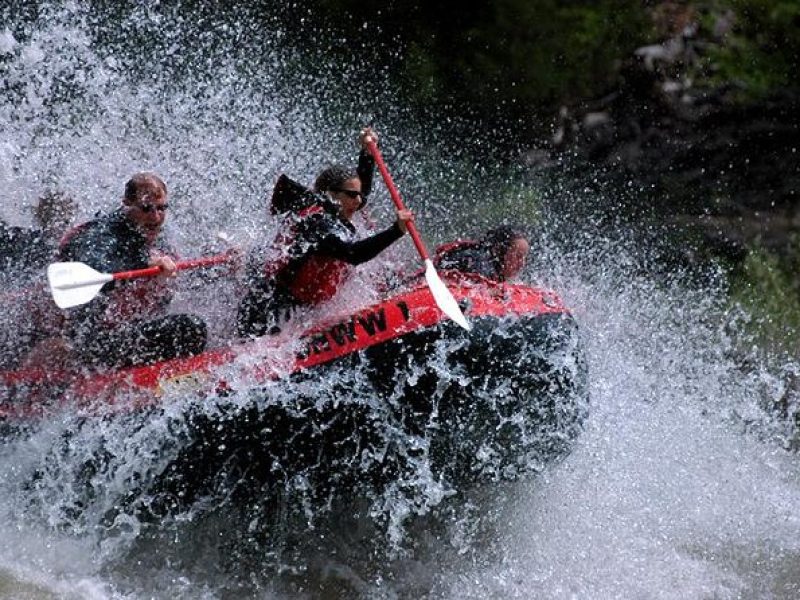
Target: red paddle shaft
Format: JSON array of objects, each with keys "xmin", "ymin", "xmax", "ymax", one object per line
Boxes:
[
  {"xmin": 112, "ymin": 253, "xmax": 233, "ymax": 281},
  {"xmin": 365, "ymin": 139, "xmax": 430, "ymax": 261}
]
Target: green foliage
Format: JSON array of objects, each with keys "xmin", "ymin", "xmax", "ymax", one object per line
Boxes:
[
  {"xmin": 730, "ymin": 241, "xmax": 800, "ymax": 356},
  {"xmin": 403, "ymin": 154, "xmax": 541, "ymax": 240},
  {"xmin": 703, "ymin": 0, "xmax": 800, "ymax": 99},
  {"xmin": 293, "ymin": 0, "xmax": 650, "ymax": 141},
  {"xmin": 278, "ymin": 0, "xmax": 799, "ymax": 143},
  {"xmin": 404, "ymin": 1, "xmax": 650, "ymax": 124}
]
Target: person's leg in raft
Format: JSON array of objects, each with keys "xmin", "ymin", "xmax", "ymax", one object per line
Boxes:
[
  {"xmin": 237, "ymin": 284, "xmax": 297, "ymax": 338},
  {"xmin": 82, "ymin": 314, "xmax": 207, "ymax": 367}
]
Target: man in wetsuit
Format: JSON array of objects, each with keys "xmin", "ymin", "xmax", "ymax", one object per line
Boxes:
[
  {"xmin": 59, "ymin": 172, "xmax": 207, "ymax": 367},
  {"xmin": 237, "ymin": 129, "xmax": 413, "ymax": 337}
]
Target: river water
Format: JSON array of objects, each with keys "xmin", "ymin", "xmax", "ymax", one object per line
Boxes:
[{"xmin": 1, "ymin": 3, "xmax": 799, "ymax": 599}]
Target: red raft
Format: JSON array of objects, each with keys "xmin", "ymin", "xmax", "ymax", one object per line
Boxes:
[{"xmin": 1, "ymin": 273, "xmax": 588, "ymax": 505}]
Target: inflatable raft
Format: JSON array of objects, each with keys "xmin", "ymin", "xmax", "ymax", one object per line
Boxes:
[{"xmin": 1, "ymin": 272, "xmax": 588, "ymax": 512}]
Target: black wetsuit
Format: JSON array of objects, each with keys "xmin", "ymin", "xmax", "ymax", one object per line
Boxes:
[
  {"xmin": 237, "ymin": 201, "xmax": 403, "ymax": 338},
  {"xmin": 59, "ymin": 209, "xmax": 207, "ymax": 367},
  {"xmin": 0, "ymin": 220, "xmax": 56, "ymax": 285}
]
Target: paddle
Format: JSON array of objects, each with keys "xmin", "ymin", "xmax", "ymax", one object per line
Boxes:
[
  {"xmin": 364, "ymin": 137, "xmax": 471, "ymax": 331},
  {"xmin": 48, "ymin": 253, "xmax": 234, "ymax": 309}
]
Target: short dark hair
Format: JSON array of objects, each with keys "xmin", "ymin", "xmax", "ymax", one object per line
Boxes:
[
  {"xmin": 124, "ymin": 172, "xmax": 167, "ymax": 203},
  {"xmin": 313, "ymin": 164, "xmax": 358, "ymax": 194},
  {"xmin": 481, "ymin": 225, "xmax": 527, "ymax": 270},
  {"xmin": 34, "ymin": 191, "xmax": 76, "ymax": 230}
]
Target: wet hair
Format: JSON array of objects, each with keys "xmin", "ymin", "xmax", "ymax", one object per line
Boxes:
[
  {"xmin": 124, "ymin": 172, "xmax": 167, "ymax": 204},
  {"xmin": 313, "ymin": 164, "xmax": 358, "ymax": 194},
  {"xmin": 33, "ymin": 191, "xmax": 76, "ymax": 231},
  {"xmin": 480, "ymin": 225, "xmax": 527, "ymax": 272}
]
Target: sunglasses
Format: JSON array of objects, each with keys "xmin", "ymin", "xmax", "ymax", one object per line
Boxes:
[
  {"xmin": 332, "ymin": 188, "xmax": 363, "ymax": 200},
  {"xmin": 137, "ymin": 202, "xmax": 169, "ymax": 213}
]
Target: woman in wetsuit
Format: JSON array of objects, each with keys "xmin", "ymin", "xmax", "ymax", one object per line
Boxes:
[{"xmin": 237, "ymin": 129, "xmax": 413, "ymax": 337}]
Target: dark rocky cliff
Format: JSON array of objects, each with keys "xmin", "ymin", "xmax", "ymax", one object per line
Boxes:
[{"xmin": 541, "ymin": 3, "xmax": 799, "ymax": 265}]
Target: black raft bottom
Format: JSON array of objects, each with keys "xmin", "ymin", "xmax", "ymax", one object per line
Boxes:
[{"xmin": 146, "ymin": 311, "xmax": 589, "ymax": 518}]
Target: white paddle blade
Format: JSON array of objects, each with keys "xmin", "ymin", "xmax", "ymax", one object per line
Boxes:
[
  {"xmin": 424, "ymin": 259, "xmax": 472, "ymax": 331},
  {"xmin": 47, "ymin": 262, "xmax": 114, "ymax": 309}
]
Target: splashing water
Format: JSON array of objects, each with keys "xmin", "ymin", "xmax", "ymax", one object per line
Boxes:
[{"xmin": 1, "ymin": 3, "xmax": 799, "ymax": 599}]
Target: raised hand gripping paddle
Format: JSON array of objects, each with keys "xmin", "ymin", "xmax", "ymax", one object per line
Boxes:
[
  {"xmin": 48, "ymin": 253, "xmax": 235, "ymax": 309},
  {"xmin": 364, "ymin": 138, "xmax": 471, "ymax": 331}
]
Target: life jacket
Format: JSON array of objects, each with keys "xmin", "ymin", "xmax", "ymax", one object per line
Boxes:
[
  {"xmin": 286, "ymin": 250, "xmax": 353, "ymax": 305},
  {"xmin": 101, "ymin": 261, "xmax": 173, "ymax": 325},
  {"xmin": 397, "ymin": 238, "xmax": 476, "ymax": 281},
  {"xmin": 258, "ymin": 175, "xmax": 355, "ymax": 306},
  {"xmin": 265, "ymin": 204, "xmax": 354, "ymax": 306},
  {"xmin": 58, "ymin": 210, "xmax": 175, "ymax": 332},
  {"xmin": 58, "ymin": 220, "xmax": 91, "ymax": 249}
]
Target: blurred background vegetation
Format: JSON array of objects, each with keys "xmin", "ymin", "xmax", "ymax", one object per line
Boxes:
[{"xmin": 282, "ymin": 0, "xmax": 797, "ymax": 139}]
